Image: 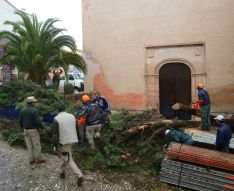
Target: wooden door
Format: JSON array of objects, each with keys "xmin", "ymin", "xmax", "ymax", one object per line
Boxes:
[{"xmin": 159, "ymin": 63, "xmax": 191, "ymax": 119}]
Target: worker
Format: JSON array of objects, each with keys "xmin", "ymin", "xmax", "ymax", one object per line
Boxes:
[
  {"xmin": 92, "ymin": 91, "xmax": 110, "ymax": 111},
  {"xmin": 92, "ymin": 91, "xmax": 111, "ymax": 127},
  {"xmin": 53, "ymin": 104, "xmax": 84, "ymax": 186},
  {"xmin": 196, "ymin": 83, "xmax": 211, "ymax": 131},
  {"xmin": 165, "ymin": 129, "xmax": 194, "ymax": 145},
  {"xmin": 19, "ymin": 96, "xmax": 46, "ymax": 165},
  {"xmin": 215, "ymin": 115, "xmax": 232, "ymax": 152},
  {"xmin": 78, "ymin": 95, "xmax": 103, "ymax": 149}
]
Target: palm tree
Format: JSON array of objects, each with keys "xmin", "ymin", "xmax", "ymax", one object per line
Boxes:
[{"xmin": 0, "ymin": 10, "xmax": 86, "ymax": 83}]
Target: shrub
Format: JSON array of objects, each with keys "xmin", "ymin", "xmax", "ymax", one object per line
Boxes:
[
  {"xmin": 0, "ymin": 78, "xmax": 64, "ymax": 115},
  {"xmin": 64, "ymin": 83, "xmax": 74, "ymax": 94},
  {"xmin": 1, "ymin": 127, "xmax": 25, "ymax": 147}
]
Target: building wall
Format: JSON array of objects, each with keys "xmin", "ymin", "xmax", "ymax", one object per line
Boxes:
[
  {"xmin": 0, "ymin": 0, "xmax": 20, "ymax": 32},
  {"xmin": 0, "ymin": 0, "xmax": 20, "ymax": 81},
  {"xmin": 82, "ymin": 0, "xmax": 234, "ymax": 112}
]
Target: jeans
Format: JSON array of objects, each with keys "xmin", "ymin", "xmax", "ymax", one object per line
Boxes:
[{"xmin": 200, "ymin": 104, "xmax": 211, "ymax": 130}]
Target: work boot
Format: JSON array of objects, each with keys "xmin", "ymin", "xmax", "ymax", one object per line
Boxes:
[
  {"xmin": 94, "ymin": 133, "xmax": 101, "ymax": 144},
  {"xmin": 206, "ymin": 126, "xmax": 211, "ymax": 131},
  {"xmin": 30, "ymin": 160, "xmax": 35, "ymax": 165},
  {"xmin": 77, "ymin": 176, "xmax": 84, "ymax": 186},
  {"xmin": 35, "ymin": 159, "xmax": 46, "ymax": 164},
  {"xmin": 60, "ymin": 172, "xmax": 66, "ymax": 179}
]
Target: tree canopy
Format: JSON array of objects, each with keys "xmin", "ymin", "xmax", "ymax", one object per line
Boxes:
[{"xmin": 0, "ymin": 11, "xmax": 87, "ymax": 83}]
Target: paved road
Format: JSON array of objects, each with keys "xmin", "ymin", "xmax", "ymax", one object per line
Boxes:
[{"xmin": 0, "ymin": 138, "xmax": 135, "ymax": 191}]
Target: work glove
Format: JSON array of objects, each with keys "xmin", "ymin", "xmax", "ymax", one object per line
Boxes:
[
  {"xmin": 77, "ymin": 118, "xmax": 86, "ymax": 127},
  {"xmin": 196, "ymin": 99, "xmax": 204, "ymax": 105}
]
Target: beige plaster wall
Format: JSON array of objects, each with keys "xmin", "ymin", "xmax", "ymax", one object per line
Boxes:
[{"xmin": 82, "ymin": 0, "xmax": 234, "ymax": 112}]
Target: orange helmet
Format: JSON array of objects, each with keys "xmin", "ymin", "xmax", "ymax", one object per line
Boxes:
[
  {"xmin": 82, "ymin": 95, "xmax": 90, "ymax": 102},
  {"xmin": 196, "ymin": 83, "xmax": 204, "ymax": 89}
]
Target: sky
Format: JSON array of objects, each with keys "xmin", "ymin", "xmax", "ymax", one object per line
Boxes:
[{"xmin": 9, "ymin": 0, "xmax": 83, "ymax": 50}]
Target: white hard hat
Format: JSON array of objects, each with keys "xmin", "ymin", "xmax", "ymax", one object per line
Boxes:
[
  {"xmin": 214, "ymin": 114, "xmax": 225, "ymax": 121},
  {"xmin": 165, "ymin": 129, "xmax": 171, "ymax": 135}
]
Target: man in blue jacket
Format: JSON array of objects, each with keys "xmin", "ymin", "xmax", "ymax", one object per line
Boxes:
[
  {"xmin": 92, "ymin": 91, "xmax": 110, "ymax": 111},
  {"xmin": 92, "ymin": 91, "xmax": 111, "ymax": 127},
  {"xmin": 215, "ymin": 115, "xmax": 232, "ymax": 152},
  {"xmin": 196, "ymin": 83, "xmax": 211, "ymax": 130}
]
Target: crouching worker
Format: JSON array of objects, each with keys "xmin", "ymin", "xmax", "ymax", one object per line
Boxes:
[
  {"xmin": 53, "ymin": 104, "xmax": 84, "ymax": 186},
  {"xmin": 215, "ymin": 115, "xmax": 232, "ymax": 152},
  {"xmin": 165, "ymin": 129, "xmax": 194, "ymax": 145},
  {"xmin": 92, "ymin": 91, "xmax": 111, "ymax": 128},
  {"xmin": 78, "ymin": 95, "xmax": 103, "ymax": 149}
]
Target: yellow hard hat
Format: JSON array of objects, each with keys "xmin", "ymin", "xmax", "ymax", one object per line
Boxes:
[
  {"xmin": 196, "ymin": 83, "xmax": 204, "ymax": 88},
  {"xmin": 82, "ymin": 95, "xmax": 90, "ymax": 102}
]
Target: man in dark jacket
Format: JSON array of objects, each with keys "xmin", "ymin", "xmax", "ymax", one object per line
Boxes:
[
  {"xmin": 19, "ymin": 96, "xmax": 45, "ymax": 164},
  {"xmin": 196, "ymin": 83, "xmax": 211, "ymax": 130},
  {"xmin": 92, "ymin": 91, "xmax": 109, "ymax": 111},
  {"xmin": 92, "ymin": 91, "xmax": 111, "ymax": 127},
  {"xmin": 78, "ymin": 95, "xmax": 102, "ymax": 149},
  {"xmin": 215, "ymin": 115, "xmax": 232, "ymax": 152}
]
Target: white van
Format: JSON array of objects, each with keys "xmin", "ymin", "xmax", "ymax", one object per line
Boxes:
[{"xmin": 59, "ymin": 72, "xmax": 84, "ymax": 92}]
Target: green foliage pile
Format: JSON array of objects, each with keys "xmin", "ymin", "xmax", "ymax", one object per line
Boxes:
[
  {"xmin": 64, "ymin": 83, "xmax": 74, "ymax": 94},
  {"xmin": 0, "ymin": 108, "xmax": 182, "ymax": 190},
  {"xmin": 0, "ymin": 120, "xmax": 56, "ymax": 153},
  {"xmin": 0, "ymin": 78, "xmax": 76, "ymax": 152},
  {"xmin": 0, "ymin": 78, "xmax": 63, "ymax": 115},
  {"xmin": 77, "ymin": 109, "xmax": 165, "ymax": 176},
  {"xmin": 1, "ymin": 126, "xmax": 24, "ymax": 146}
]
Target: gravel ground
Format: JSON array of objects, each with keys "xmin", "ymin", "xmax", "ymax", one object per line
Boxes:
[{"xmin": 0, "ymin": 138, "xmax": 136, "ymax": 191}]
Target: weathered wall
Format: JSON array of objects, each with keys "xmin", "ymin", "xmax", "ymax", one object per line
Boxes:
[
  {"xmin": 0, "ymin": 0, "xmax": 20, "ymax": 31},
  {"xmin": 82, "ymin": 0, "xmax": 234, "ymax": 112},
  {"xmin": 0, "ymin": 0, "xmax": 20, "ymax": 81}
]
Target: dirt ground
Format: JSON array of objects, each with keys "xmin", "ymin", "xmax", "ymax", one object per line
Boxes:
[
  {"xmin": 0, "ymin": 137, "xmax": 135, "ymax": 191},
  {"xmin": 0, "ymin": 136, "xmax": 188, "ymax": 191}
]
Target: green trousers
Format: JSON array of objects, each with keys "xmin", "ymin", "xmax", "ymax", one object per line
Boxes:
[{"xmin": 200, "ymin": 104, "xmax": 211, "ymax": 130}]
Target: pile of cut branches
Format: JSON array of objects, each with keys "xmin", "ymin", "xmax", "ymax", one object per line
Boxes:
[{"xmin": 76, "ymin": 109, "xmax": 200, "ymax": 177}]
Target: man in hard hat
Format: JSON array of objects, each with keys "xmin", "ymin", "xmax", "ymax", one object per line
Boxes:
[
  {"xmin": 214, "ymin": 115, "xmax": 232, "ymax": 152},
  {"xmin": 53, "ymin": 104, "xmax": 84, "ymax": 186},
  {"xmin": 78, "ymin": 95, "xmax": 103, "ymax": 149},
  {"xmin": 19, "ymin": 96, "xmax": 45, "ymax": 164},
  {"xmin": 196, "ymin": 83, "xmax": 211, "ymax": 130},
  {"xmin": 164, "ymin": 129, "xmax": 194, "ymax": 145}
]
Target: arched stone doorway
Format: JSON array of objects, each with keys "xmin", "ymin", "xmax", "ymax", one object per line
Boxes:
[{"xmin": 159, "ymin": 62, "xmax": 191, "ymax": 119}]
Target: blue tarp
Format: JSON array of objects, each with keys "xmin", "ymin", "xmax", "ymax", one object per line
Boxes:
[
  {"xmin": 43, "ymin": 113, "xmax": 55, "ymax": 123},
  {"xmin": 0, "ymin": 106, "xmax": 55, "ymax": 123},
  {"xmin": 0, "ymin": 106, "xmax": 20, "ymax": 120}
]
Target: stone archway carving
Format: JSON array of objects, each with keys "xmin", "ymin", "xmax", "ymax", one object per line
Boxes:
[{"xmin": 154, "ymin": 58, "xmax": 196, "ymax": 75}]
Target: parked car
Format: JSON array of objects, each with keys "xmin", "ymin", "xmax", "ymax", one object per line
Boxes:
[{"xmin": 59, "ymin": 72, "xmax": 84, "ymax": 92}]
